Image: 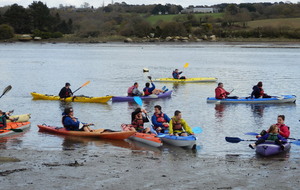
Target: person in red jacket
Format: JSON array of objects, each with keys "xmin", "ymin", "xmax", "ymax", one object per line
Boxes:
[
  {"xmin": 215, "ymin": 83, "xmax": 238, "ymax": 99},
  {"xmin": 257, "ymin": 115, "xmax": 290, "ymax": 139}
]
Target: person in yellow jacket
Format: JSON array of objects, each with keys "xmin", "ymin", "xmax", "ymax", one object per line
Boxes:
[{"xmin": 169, "ymin": 110, "xmax": 194, "ymax": 136}]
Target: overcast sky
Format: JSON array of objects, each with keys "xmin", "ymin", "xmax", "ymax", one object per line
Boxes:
[{"xmin": 0, "ymin": 0, "xmax": 298, "ymax": 8}]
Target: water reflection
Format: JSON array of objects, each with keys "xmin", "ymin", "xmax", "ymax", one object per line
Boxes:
[
  {"xmin": 215, "ymin": 104, "xmax": 226, "ymax": 118},
  {"xmin": 251, "ymin": 104, "xmax": 265, "ymax": 117},
  {"xmin": 59, "ymin": 101, "xmax": 73, "ymax": 112}
]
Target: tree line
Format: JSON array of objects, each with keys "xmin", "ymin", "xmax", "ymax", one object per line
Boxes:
[{"xmin": 1, "ymin": 1, "xmax": 300, "ymax": 40}]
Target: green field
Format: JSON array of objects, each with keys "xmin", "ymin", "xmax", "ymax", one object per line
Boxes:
[
  {"xmin": 247, "ymin": 18, "xmax": 300, "ymax": 28},
  {"xmin": 146, "ymin": 13, "xmax": 224, "ymax": 25}
]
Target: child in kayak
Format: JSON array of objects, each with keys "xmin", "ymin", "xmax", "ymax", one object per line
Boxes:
[
  {"xmin": 151, "ymin": 105, "xmax": 170, "ymax": 133},
  {"xmin": 249, "ymin": 124, "xmax": 287, "ymax": 150},
  {"xmin": 62, "ymin": 107, "xmax": 94, "ymax": 132},
  {"xmin": 256, "ymin": 115, "xmax": 290, "ymax": 139},
  {"xmin": 169, "ymin": 110, "xmax": 194, "ymax": 136}
]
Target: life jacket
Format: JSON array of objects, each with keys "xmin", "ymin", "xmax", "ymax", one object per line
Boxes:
[
  {"xmin": 132, "ymin": 118, "xmax": 144, "ymax": 132},
  {"xmin": 267, "ymin": 133, "xmax": 279, "ymax": 141},
  {"xmin": 127, "ymin": 86, "xmax": 135, "ymax": 96},
  {"xmin": 62, "ymin": 115, "xmax": 76, "ymax": 130},
  {"xmin": 172, "ymin": 118, "xmax": 182, "ymax": 130},
  {"xmin": 259, "ymin": 87, "xmax": 264, "ymax": 97},
  {"xmin": 216, "ymin": 87, "xmax": 227, "ymax": 99},
  {"xmin": 0, "ymin": 115, "xmax": 7, "ymax": 129},
  {"xmin": 155, "ymin": 113, "xmax": 166, "ymax": 123},
  {"xmin": 172, "ymin": 71, "xmax": 179, "ymax": 79},
  {"xmin": 144, "ymin": 88, "xmax": 151, "ymax": 96}
]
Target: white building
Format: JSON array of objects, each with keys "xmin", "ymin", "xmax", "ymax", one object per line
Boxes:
[{"xmin": 181, "ymin": 6, "xmax": 218, "ymax": 14}]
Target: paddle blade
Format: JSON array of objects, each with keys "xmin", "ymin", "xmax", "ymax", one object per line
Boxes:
[
  {"xmin": 184, "ymin": 63, "xmax": 189, "ymax": 68},
  {"xmin": 192, "ymin": 127, "xmax": 202, "ymax": 134},
  {"xmin": 133, "ymin": 96, "xmax": 143, "ymax": 107},
  {"xmin": 225, "ymin": 137, "xmax": 242, "ymax": 143},
  {"xmin": 291, "ymin": 141, "xmax": 300, "ymax": 146},
  {"xmin": 244, "ymin": 132, "xmax": 259, "ymax": 136},
  {"xmin": 147, "ymin": 76, "xmax": 152, "ymax": 80},
  {"xmin": 81, "ymin": 81, "xmax": 90, "ymax": 88},
  {"xmin": 1, "ymin": 85, "xmax": 12, "ymax": 97}
]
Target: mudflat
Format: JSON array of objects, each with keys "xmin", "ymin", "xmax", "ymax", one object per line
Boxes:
[{"xmin": 1, "ymin": 148, "xmax": 299, "ymax": 190}]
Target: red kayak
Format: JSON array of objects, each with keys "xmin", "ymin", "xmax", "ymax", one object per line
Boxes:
[
  {"xmin": 37, "ymin": 124, "xmax": 135, "ymax": 140},
  {"xmin": 121, "ymin": 124, "xmax": 162, "ymax": 147},
  {"xmin": 0, "ymin": 122, "xmax": 31, "ymax": 137}
]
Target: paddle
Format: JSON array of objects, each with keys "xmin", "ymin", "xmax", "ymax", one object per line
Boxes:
[
  {"xmin": 72, "ymin": 81, "xmax": 90, "ymax": 94},
  {"xmin": 184, "ymin": 63, "xmax": 189, "ymax": 69},
  {"xmin": 225, "ymin": 137, "xmax": 256, "ymax": 143},
  {"xmin": 0, "ymin": 85, "xmax": 12, "ymax": 98}
]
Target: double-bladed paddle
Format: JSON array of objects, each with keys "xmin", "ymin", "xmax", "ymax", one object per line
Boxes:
[
  {"xmin": 225, "ymin": 137, "xmax": 256, "ymax": 143},
  {"xmin": 0, "ymin": 85, "xmax": 12, "ymax": 98},
  {"xmin": 72, "ymin": 81, "xmax": 90, "ymax": 95}
]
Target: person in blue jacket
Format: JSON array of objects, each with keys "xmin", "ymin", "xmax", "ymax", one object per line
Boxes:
[
  {"xmin": 172, "ymin": 69, "xmax": 186, "ymax": 79},
  {"xmin": 143, "ymin": 82, "xmax": 164, "ymax": 95},
  {"xmin": 249, "ymin": 124, "xmax": 287, "ymax": 150},
  {"xmin": 62, "ymin": 107, "xmax": 93, "ymax": 132},
  {"xmin": 151, "ymin": 105, "xmax": 171, "ymax": 133}
]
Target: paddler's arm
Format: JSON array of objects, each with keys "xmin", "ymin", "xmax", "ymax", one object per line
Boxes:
[{"xmin": 182, "ymin": 119, "xmax": 193, "ymax": 135}]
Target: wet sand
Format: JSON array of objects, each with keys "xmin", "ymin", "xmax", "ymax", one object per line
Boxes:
[{"xmin": 1, "ymin": 148, "xmax": 299, "ymax": 190}]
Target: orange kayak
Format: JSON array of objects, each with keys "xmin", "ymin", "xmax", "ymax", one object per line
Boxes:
[
  {"xmin": 37, "ymin": 124, "xmax": 135, "ymax": 140},
  {"xmin": 0, "ymin": 122, "xmax": 31, "ymax": 137}
]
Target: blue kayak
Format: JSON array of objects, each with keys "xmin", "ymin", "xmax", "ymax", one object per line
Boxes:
[
  {"xmin": 159, "ymin": 134, "xmax": 197, "ymax": 148},
  {"xmin": 207, "ymin": 95, "xmax": 296, "ymax": 104}
]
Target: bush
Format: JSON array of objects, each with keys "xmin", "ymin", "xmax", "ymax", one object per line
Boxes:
[{"xmin": 0, "ymin": 24, "xmax": 14, "ymax": 40}]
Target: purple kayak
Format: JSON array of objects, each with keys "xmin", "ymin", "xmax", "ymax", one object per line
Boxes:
[
  {"xmin": 255, "ymin": 141, "xmax": 291, "ymax": 156},
  {"xmin": 112, "ymin": 90, "xmax": 172, "ymax": 102}
]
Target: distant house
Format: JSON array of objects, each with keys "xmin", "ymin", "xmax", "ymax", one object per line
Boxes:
[{"xmin": 181, "ymin": 6, "xmax": 218, "ymax": 14}]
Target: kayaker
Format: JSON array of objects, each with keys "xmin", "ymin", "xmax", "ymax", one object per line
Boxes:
[
  {"xmin": 169, "ymin": 110, "xmax": 194, "ymax": 136},
  {"xmin": 143, "ymin": 82, "xmax": 164, "ymax": 95},
  {"xmin": 131, "ymin": 108, "xmax": 151, "ymax": 133},
  {"xmin": 127, "ymin": 82, "xmax": 143, "ymax": 96},
  {"xmin": 250, "ymin": 81, "xmax": 271, "ymax": 99},
  {"xmin": 172, "ymin": 69, "xmax": 186, "ymax": 79},
  {"xmin": 0, "ymin": 110, "xmax": 16, "ymax": 129},
  {"xmin": 215, "ymin": 82, "xmax": 237, "ymax": 99},
  {"xmin": 59, "ymin": 82, "xmax": 73, "ymax": 99},
  {"xmin": 151, "ymin": 105, "xmax": 170, "ymax": 133},
  {"xmin": 62, "ymin": 107, "xmax": 93, "ymax": 132},
  {"xmin": 249, "ymin": 124, "xmax": 287, "ymax": 150},
  {"xmin": 257, "ymin": 115, "xmax": 290, "ymax": 139}
]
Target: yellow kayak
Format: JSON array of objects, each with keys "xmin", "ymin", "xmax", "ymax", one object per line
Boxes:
[
  {"xmin": 152, "ymin": 77, "xmax": 218, "ymax": 83},
  {"xmin": 7, "ymin": 114, "xmax": 31, "ymax": 123},
  {"xmin": 31, "ymin": 92, "xmax": 112, "ymax": 103}
]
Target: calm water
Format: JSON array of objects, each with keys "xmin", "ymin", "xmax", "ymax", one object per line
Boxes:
[{"xmin": 0, "ymin": 42, "xmax": 299, "ymax": 159}]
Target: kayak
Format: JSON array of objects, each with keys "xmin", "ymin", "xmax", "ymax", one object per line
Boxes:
[
  {"xmin": 31, "ymin": 92, "xmax": 113, "ymax": 103},
  {"xmin": 255, "ymin": 141, "xmax": 291, "ymax": 156},
  {"xmin": 0, "ymin": 122, "xmax": 31, "ymax": 137},
  {"xmin": 159, "ymin": 134, "xmax": 197, "ymax": 149},
  {"xmin": 121, "ymin": 124, "xmax": 162, "ymax": 147},
  {"xmin": 207, "ymin": 95, "xmax": 296, "ymax": 104},
  {"xmin": 7, "ymin": 114, "xmax": 31, "ymax": 123},
  {"xmin": 112, "ymin": 90, "xmax": 172, "ymax": 102},
  {"xmin": 152, "ymin": 78, "xmax": 217, "ymax": 83},
  {"xmin": 37, "ymin": 124, "xmax": 135, "ymax": 140}
]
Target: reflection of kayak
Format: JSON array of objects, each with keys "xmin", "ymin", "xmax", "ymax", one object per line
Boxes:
[
  {"xmin": 7, "ymin": 114, "xmax": 31, "ymax": 123},
  {"xmin": 112, "ymin": 90, "xmax": 172, "ymax": 102},
  {"xmin": 0, "ymin": 122, "xmax": 31, "ymax": 137},
  {"xmin": 255, "ymin": 141, "xmax": 291, "ymax": 156},
  {"xmin": 121, "ymin": 124, "xmax": 162, "ymax": 147},
  {"xmin": 207, "ymin": 95, "xmax": 296, "ymax": 104},
  {"xmin": 37, "ymin": 125, "xmax": 135, "ymax": 140},
  {"xmin": 159, "ymin": 134, "xmax": 197, "ymax": 148},
  {"xmin": 31, "ymin": 92, "xmax": 112, "ymax": 103},
  {"xmin": 153, "ymin": 78, "xmax": 217, "ymax": 83}
]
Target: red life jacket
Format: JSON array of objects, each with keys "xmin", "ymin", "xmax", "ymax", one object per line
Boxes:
[
  {"xmin": 144, "ymin": 88, "xmax": 151, "ymax": 96},
  {"xmin": 172, "ymin": 118, "xmax": 182, "ymax": 130},
  {"xmin": 127, "ymin": 86, "xmax": 135, "ymax": 96},
  {"xmin": 132, "ymin": 118, "xmax": 144, "ymax": 131},
  {"xmin": 259, "ymin": 87, "xmax": 264, "ymax": 97},
  {"xmin": 155, "ymin": 113, "xmax": 166, "ymax": 123}
]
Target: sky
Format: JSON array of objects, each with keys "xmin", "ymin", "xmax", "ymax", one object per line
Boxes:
[{"xmin": 0, "ymin": 0, "xmax": 298, "ymax": 8}]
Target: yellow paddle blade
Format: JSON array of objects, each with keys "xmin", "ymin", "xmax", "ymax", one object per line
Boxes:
[
  {"xmin": 184, "ymin": 63, "xmax": 189, "ymax": 68},
  {"xmin": 81, "ymin": 81, "xmax": 90, "ymax": 88}
]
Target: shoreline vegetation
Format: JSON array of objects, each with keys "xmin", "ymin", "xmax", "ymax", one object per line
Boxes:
[{"xmin": 1, "ymin": 2, "xmax": 300, "ymax": 44}]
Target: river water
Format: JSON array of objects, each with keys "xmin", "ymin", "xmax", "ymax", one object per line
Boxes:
[{"xmin": 0, "ymin": 42, "xmax": 299, "ymax": 159}]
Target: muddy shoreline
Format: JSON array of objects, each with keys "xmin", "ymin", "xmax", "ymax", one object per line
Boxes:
[{"xmin": 1, "ymin": 148, "xmax": 299, "ymax": 189}]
